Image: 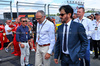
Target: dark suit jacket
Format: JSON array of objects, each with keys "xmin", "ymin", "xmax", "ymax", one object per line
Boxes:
[{"xmin": 54, "ymin": 21, "xmax": 88, "ymax": 63}]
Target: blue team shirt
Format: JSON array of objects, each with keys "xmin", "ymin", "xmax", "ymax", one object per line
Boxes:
[{"xmin": 16, "ymin": 25, "xmax": 30, "ymax": 42}]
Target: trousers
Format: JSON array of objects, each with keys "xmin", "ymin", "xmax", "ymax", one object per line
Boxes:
[{"xmin": 19, "ymin": 42, "xmax": 30, "ymax": 66}]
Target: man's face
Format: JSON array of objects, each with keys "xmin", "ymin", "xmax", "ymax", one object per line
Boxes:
[
  {"xmin": 77, "ymin": 9, "xmax": 84, "ymax": 18},
  {"xmin": 15, "ymin": 18, "xmax": 18, "ymax": 23},
  {"xmin": 6, "ymin": 20, "xmax": 11, "ymax": 25},
  {"xmin": 21, "ymin": 18, "xmax": 27, "ymax": 26},
  {"xmin": 59, "ymin": 9, "xmax": 70, "ymax": 23},
  {"xmin": 36, "ymin": 12, "xmax": 45, "ymax": 24},
  {"xmin": 17, "ymin": 17, "xmax": 21, "ymax": 23},
  {"xmin": 91, "ymin": 15, "xmax": 94, "ymax": 19},
  {"xmin": 95, "ymin": 14, "xmax": 100, "ymax": 20},
  {"xmin": 73, "ymin": 13, "xmax": 77, "ymax": 19}
]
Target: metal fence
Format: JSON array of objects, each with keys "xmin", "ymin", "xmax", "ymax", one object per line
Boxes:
[
  {"xmin": 0, "ymin": 1, "xmax": 100, "ymax": 21},
  {"xmin": 47, "ymin": 4, "xmax": 61, "ymax": 23},
  {"xmin": 0, "ymin": 0, "xmax": 12, "ymax": 25},
  {"xmin": 16, "ymin": 1, "xmax": 46, "ymax": 19},
  {"xmin": 0, "ymin": 0, "xmax": 12, "ymax": 20}
]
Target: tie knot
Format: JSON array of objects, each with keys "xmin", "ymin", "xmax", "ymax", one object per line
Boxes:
[{"xmin": 65, "ymin": 24, "xmax": 67, "ymax": 26}]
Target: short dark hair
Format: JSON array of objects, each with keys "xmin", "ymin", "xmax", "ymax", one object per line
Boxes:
[
  {"xmin": 78, "ymin": 7, "xmax": 85, "ymax": 12},
  {"xmin": 20, "ymin": 17, "xmax": 26, "ymax": 21},
  {"xmin": 59, "ymin": 5, "xmax": 73, "ymax": 18},
  {"xmin": 91, "ymin": 14, "xmax": 94, "ymax": 17}
]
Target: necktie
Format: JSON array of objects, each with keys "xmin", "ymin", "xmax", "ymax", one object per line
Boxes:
[{"xmin": 63, "ymin": 24, "xmax": 67, "ymax": 52}]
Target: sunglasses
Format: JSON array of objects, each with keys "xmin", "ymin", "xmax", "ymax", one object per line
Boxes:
[
  {"xmin": 59, "ymin": 13, "xmax": 66, "ymax": 17},
  {"xmin": 22, "ymin": 20, "xmax": 27, "ymax": 22}
]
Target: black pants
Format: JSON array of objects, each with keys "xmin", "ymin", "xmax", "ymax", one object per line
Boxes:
[
  {"xmin": 61, "ymin": 53, "xmax": 80, "ymax": 66},
  {"xmin": 92, "ymin": 40, "xmax": 100, "ymax": 57},
  {"xmin": 6, "ymin": 34, "xmax": 13, "ymax": 42}
]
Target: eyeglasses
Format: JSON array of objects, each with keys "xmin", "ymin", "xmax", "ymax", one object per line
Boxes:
[
  {"xmin": 59, "ymin": 13, "xmax": 66, "ymax": 17},
  {"xmin": 36, "ymin": 16, "xmax": 43, "ymax": 20},
  {"xmin": 22, "ymin": 20, "xmax": 27, "ymax": 22}
]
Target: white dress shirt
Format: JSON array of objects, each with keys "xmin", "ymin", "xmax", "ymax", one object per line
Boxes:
[
  {"xmin": 5, "ymin": 24, "xmax": 12, "ymax": 35},
  {"xmin": 36, "ymin": 19, "xmax": 55, "ymax": 54},
  {"xmin": 62, "ymin": 20, "xmax": 72, "ymax": 54},
  {"xmin": 90, "ymin": 20, "xmax": 100, "ymax": 40},
  {"xmin": 74, "ymin": 17, "xmax": 92, "ymax": 39}
]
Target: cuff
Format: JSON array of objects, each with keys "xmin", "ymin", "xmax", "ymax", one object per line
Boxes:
[{"xmin": 47, "ymin": 49, "xmax": 53, "ymax": 54}]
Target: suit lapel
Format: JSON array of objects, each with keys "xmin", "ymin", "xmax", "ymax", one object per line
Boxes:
[
  {"xmin": 68, "ymin": 21, "xmax": 73, "ymax": 44},
  {"xmin": 59, "ymin": 24, "xmax": 64, "ymax": 43}
]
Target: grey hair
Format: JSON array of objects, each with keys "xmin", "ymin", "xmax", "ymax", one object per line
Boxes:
[{"xmin": 36, "ymin": 10, "xmax": 46, "ymax": 16}]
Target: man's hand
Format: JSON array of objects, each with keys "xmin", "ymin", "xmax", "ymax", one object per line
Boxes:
[
  {"xmin": 28, "ymin": 40, "xmax": 31, "ymax": 43},
  {"xmin": 79, "ymin": 58, "xmax": 81, "ymax": 61},
  {"xmin": 54, "ymin": 59, "xmax": 58, "ymax": 64},
  {"xmin": 45, "ymin": 53, "xmax": 51, "ymax": 59},
  {"xmin": 20, "ymin": 44, "xmax": 25, "ymax": 48}
]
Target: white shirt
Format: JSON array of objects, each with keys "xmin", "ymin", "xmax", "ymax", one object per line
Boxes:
[
  {"xmin": 5, "ymin": 24, "xmax": 12, "ymax": 35},
  {"xmin": 74, "ymin": 17, "xmax": 92, "ymax": 39},
  {"xmin": 36, "ymin": 19, "xmax": 55, "ymax": 54},
  {"xmin": 91, "ymin": 20, "xmax": 100, "ymax": 40},
  {"xmin": 62, "ymin": 20, "xmax": 72, "ymax": 54}
]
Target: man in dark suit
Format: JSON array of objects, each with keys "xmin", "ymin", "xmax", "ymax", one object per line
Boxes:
[{"xmin": 54, "ymin": 5, "xmax": 88, "ymax": 66}]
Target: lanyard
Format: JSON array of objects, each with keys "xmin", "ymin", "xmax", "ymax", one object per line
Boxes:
[
  {"xmin": 96, "ymin": 21, "xmax": 100, "ymax": 27},
  {"xmin": 38, "ymin": 19, "xmax": 47, "ymax": 40}
]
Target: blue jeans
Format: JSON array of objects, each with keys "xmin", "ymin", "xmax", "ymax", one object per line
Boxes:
[{"xmin": 80, "ymin": 40, "xmax": 90, "ymax": 66}]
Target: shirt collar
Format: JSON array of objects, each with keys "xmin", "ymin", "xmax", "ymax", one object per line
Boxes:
[
  {"xmin": 77, "ymin": 16, "xmax": 85, "ymax": 21},
  {"xmin": 64, "ymin": 19, "xmax": 72, "ymax": 26},
  {"xmin": 95, "ymin": 19, "xmax": 100, "ymax": 23},
  {"xmin": 41, "ymin": 18, "xmax": 46, "ymax": 25},
  {"xmin": 6, "ymin": 24, "xmax": 9, "ymax": 26},
  {"xmin": 21, "ymin": 25, "xmax": 26, "ymax": 28}
]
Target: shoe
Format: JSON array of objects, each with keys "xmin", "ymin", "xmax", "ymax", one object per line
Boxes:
[
  {"xmin": 14, "ymin": 53, "xmax": 20, "ymax": 56},
  {"xmin": 90, "ymin": 51, "xmax": 93, "ymax": 54},
  {"xmin": 93, "ymin": 56, "xmax": 98, "ymax": 59},
  {"xmin": 31, "ymin": 49, "xmax": 35, "ymax": 51},
  {"xmin": 0, "ymin": 48, "xmax": 4, "ymax": 50},
  {"xmin": 11, "ymin": 51, "xmax": 16, "ymax": 54},
  {"xmin": 25, "ymin": 64, "xmax": 33, "ymax": 66},
  {"xmin": 5, "ymin": 48, "xmax": 9, "ymax": 52}
]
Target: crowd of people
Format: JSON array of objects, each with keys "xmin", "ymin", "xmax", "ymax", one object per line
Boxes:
[{"xmin": 0, "ymin": 4, "xmax": 100, "ymax": 66}]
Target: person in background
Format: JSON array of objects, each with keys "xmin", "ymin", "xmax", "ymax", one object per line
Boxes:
[
  {"xmin": 5, "ymin": 20, "xmax": 14, "ymax": 52},
  {"xmin": 72, "ymin": 13, "xmax": 78, "ymax": 20},
  {"xmin": 46, "ymin": 17, "xmax": 53, "ymax": 22},
  {"xmin": 0, "ymin": 23, "xmax": 5, "ymax": 50},
  {"xmin": 26, "ymin": 18, "xmax": 35, "ymax": 52},
  {"xmin": 74, "ymin": 7, "xmax": 92, "ymax": 66},
  {"xmin": 87, "ymin": 15, "xmax": 92, "ymax": 20},
  {"xmin": 11, "ymin": 18, "xmax": 21, "ymax": 56},
  {"xmin": 91, "ymin": 12, "xmax": 100, "ymax": 59},
  {"xmin": 32, "ymin": 17, "xmax": 37, "ymax": 44},
  {"xmin": 52, "ymin": 17, "xmax": 56, "ymax": 32},
  {"xmin": 91, "ymin": 14, "xmax": 95, "ymax": 21}
]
